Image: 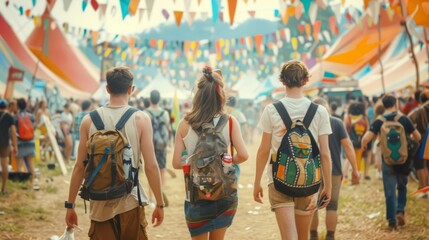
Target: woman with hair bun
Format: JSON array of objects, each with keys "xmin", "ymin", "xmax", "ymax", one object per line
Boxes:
[{"xmin": 172, "ymin": 66, "xmax": 248, "ymax": 240}]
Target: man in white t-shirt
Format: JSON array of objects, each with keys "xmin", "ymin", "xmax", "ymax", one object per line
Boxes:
[{"xmin": 253, "ymin": 60, "xmax": 332, "ymax": 240}]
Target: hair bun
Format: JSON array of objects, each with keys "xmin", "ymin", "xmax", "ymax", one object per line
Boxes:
[{"xmin": 202, "ymin": 66, "xmax": 213, "ymax": 75}]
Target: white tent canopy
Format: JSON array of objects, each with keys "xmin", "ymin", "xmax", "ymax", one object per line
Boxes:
[
  {"xmin": 232, "ymin": 71, "xmax": 260, "ymax": 99},
  {"xmin": 137, "ymin": 74, "xmax": 188, "ymax": 99}
]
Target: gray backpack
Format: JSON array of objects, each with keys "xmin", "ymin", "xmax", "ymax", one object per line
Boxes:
[{"xmin": 147, "ymin": 110, "xmax": 169, "ymax": 151}]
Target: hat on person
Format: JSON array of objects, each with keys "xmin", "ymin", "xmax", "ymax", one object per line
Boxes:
[{"xmin": 0, "ymin": 98, "xmax": 7, "ymax": 109}]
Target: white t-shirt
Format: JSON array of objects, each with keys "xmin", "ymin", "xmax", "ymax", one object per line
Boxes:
[{"xmin": 258, "ymin": 97, "xmax": 332, "ymax": 184}]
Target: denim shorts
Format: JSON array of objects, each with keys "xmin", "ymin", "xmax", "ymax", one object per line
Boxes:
[{"xmin": 268, "ymin": 183, "xmax": 318, "ymax": 216}]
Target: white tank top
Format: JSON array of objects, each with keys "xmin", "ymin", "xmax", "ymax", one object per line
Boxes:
[{"xmin": 183, "ymin": 116, "xmax": 231, "ymax": 155}]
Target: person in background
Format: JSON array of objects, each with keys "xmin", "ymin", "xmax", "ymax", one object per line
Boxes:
[
  {"xmin": 361, "ymin": 94, "xmax": 421, "ymax": 230},
  {"xmin": 343, "ymin": 101, "xmax": 369, "ymax": 179},
  {"xmin": 71, "ymin": 100, "xmax": 92, "ymax": 160},
  {"xmin": 61, "ymin": 103, "xmax": 73, "ymax": 164},
  {"xmin": 330, "ymin": 101, "xmax": 341, "ymax": 119},
  {"xmin": 226, "ymin": 96, "xmax": 248, "ymax": 142},
  {"xmin": 254, "ymin": 60, "xmax": 332, "ymax": 240},
  {"xmin": 310, "ymin": 97, "xmax": 359, "ymax": 240},
  {"xmin": 401, "ymin": 91, "xmax": 420, "ymax": 116},
  {"xmin": 14, "ymin": 98, "xmax": 37, "ymax": 190},
  {"xmin": 408, "ymin": 90, "xmax": 429, "ymax": 199},
  {"xmin": 172, "ymin": 66, "xmax": 248, "ymax": 240},
  {"xmin": 0, "ymin": 99, "xmax": 18, "ymax": 194}
]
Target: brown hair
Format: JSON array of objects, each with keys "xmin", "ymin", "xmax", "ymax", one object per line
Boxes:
[
  {"xmin": 106, "ymin": 66, "xmax": 134, "ymax": 95},
  {"xmin": 185, "ymin": 66, "xmax": 226, "ymax": 130},
  {"xmin": 279, "ymin": 60, "xmax": 309, "ymax": 88}
]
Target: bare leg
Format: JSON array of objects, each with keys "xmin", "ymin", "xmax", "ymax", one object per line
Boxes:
[
  {"xmin": 310, "ymin": 210, "xmax": 319, "ymax": 231},
  {"xmin": 296, "ymin": 214, "xmax": 313, "ymax": 240},
  {"xmin": 192, "ymin": 232, "xmax": 208, "ymax": 240},
  {"xmin": 209, "ymin": 227, "xmax": 228, "ymax": 240},
  {"xmin": 26, "ymin": 156, "xmax": 35, "ymax": 188},
  {"xmin": 63, "ymin": 134, "xmax": 73, "ymax": 163},
  {"xmin": 326, "ymin": 210, "xmax": 338, "ymax": 232},
  {"xmin": 1, "ymin": 157, "xmax": 8, "ymax": 192},
  {"xmin": 274, "ymin": 207, "xmax": 298, "ymax": 240}
]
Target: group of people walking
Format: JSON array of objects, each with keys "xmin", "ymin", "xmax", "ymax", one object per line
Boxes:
[{"xmin": 2, "ymin": 59, "xmax": 426, "ymax": 240}]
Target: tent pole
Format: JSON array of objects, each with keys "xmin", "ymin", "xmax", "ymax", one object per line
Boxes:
[
  {"xmin": 377, "ymin": 12, "xmax": 385, "ymax": 94},
  {"xmin": 424, "ymin": 28, "xmax": 429, "ymax": 76},
  {"xmin": 400, "ymin": 0, "xmax": 420, "ymax": 90}
]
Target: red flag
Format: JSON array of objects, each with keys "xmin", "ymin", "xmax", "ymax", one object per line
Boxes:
[{"xmin": 91, "ymin": 0, "xmax": 99, "ymax": 11}]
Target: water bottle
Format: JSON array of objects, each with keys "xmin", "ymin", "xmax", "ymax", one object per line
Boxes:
[
  {"xmin": 182, "ymin": 150, "xmax": 191, "ymax": 201},
  {"xmin": 123, "ymin": 145, "xmax": 133, "ymax": 179},
  {"xmin": 222, "ymin": 154, "xmax": 233, "ymax": 174}
]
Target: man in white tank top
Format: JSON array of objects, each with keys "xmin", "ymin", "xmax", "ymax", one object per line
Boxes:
[{"xmin": 65, "ymin": 67, "xmax": 164, "ymax": 239}]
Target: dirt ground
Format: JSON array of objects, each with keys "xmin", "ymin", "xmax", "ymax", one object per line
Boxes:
[{"xmin": 1, "ymin": 138, "xmax": 428, "ymax": 240}]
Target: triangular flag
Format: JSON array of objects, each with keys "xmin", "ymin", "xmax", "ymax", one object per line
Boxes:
[
  {"xmin": 63, "ymin": 0, "xmax": 72, "ymax": 11},
  {"xmin": 313, "ymin": 20, "xmax": 321, "ymax": 41},
  {"xmin": 295, "ymin": 1, "xmax": 303, "ymax": 19},
  {"xmin": 228, "ymin": 0, "xmax": 238, "ymax": 25},
  {"xmin": 82, "ymin": 0, "xmax": 88, "ymax": 11},
  {"xmin": 99, "ymin": 4, "xmax": 107, "ymax": 19},
  {"xmin": 91, "ymin": 0, "xmax": 99, "ymax": 11},
  {"xmin": 309, "ymin": 2, "xmax": 318, "ymax": 24},
  {"xmin": 138, "ymin": 8, "xmax": 145, "ymax": 22},
  {"xmin": 32, "ymin": 0, "xmax": 36, "ymax": 7},
  {"xmin": 120, "ymin": 0, "xmax": 131, "ymax": 19},
  {"xmin": 248, "ymin": 10, "xmax": 255, "ymax": 17},
  {"xmin": 145, "ymin": 0, "xmax": 154, "ymax": 20},
  {"xmin": 302, "ymin": 0, "xmax": 311, "ymax": 14},
  {"xmin": 254, "ymin": 34, "xmax": 263, "ymax": 55},
  {"xmin": 25, "ymin": 9, "xmax": 31, "ymax": 17},
  {"xmin": 197, "ymin": 0, "xmax": 202, "ymax": 6},
  {"xmin": 243, "ymin": 0, "xmax": 249, "ymax": 3},
  {"xmin": 91, "ymin": 31, "xmax": 99, "ymax": 47},
  {"xmin": 129, "ymin": 0, "xmax": 140, "ymax": 15},
  {"xmin": 162, "ymin": 9, "xmax": 170, "ymax": 20},
  {"xmin": 316, "ymin": 0, "xmax": 327, "ymax": 9},
  {"xmin": 174, "ymin": 11, "xmax": 183, "ymax": 26},
  {"xmin": 282, "ymin": 7, "xmax": 288, "ymax": 24},
  {"xmin": 212, "ymin": 0, "xmax": 220, "ymax": 23},
  {"xmin": 188, "ymin": 11, "xmax": 196, "ymax": 26},
  {"xmin": 184, "ymin": 0, "xmax": 191, "ymax": 13}
]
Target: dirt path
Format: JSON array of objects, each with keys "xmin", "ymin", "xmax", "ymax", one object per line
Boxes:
[{"xmin": 1, "ymin": 139, "xmax": 428, "ymax": 240}]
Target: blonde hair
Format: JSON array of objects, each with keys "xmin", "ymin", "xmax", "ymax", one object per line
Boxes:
[{"xmin": 185, "ymin": 66, "xmax": 226, "ymax": 130}]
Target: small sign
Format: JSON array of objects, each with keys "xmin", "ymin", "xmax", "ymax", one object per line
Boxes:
[{"xmin": 7, "ymin": 66, "xmax": 24, "ymax": 82}]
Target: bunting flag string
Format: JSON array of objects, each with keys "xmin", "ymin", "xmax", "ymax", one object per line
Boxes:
[
  {"xmin": 211, "ymin": 0, "xmax": 220, "ymax": 23},
  {"xmin": 188, "ymin": 11, "xmax": 196, "ymax": 26},
  {"xmin": 228, "ymin": 0, "xmax": 238, "ymax": 26},
  {"xmin": 145, "ymin": 0, "xmax": 154, "ymax": 20},
  {"xmin": 129, "ymin": 0, "xmax": 140, "ymax": 16}
]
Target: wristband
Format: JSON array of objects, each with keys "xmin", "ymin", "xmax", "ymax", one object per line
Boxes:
[
  {"xmin": 156, "ymin": 204, "xmax": 165, "ymax": 209},
  {"xmin": 64, "ymin": 201, "xmax": 74, "ymax": 209}
]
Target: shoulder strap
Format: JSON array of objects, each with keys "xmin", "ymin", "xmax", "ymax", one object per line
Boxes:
[
  {"xmin": 393, "ymin": 113, "xmax": 402, "ymax": 122},
  {"xmin": 215, "ymin": 115, "xmax": 229, "ymax": 131},
  {"xmin": 90, "ymin": 110, "xmax": 104, "ymax": 130},
  {"xmin": 303, "ymin": 103, "xmax": 318, "ymax": 129},
  {"xmin": 273, "ymin": 101, "xmax": 292, "ymax": 130},
  {"xmin": 229, "ymin": 116, "xmax": 234, "ymax": 157},
  {"xmin": 116, "ymin": 108, "xmax": 138, "ymax": 130}
]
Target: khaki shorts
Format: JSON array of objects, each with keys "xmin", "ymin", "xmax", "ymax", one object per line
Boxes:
[
  {"xmin": 88, "ymin": 207, "xmax": 148, "ymax": 240},
  {"xmin": 268, "ymin": 183, "xmax": 319, "ymax": 216}
]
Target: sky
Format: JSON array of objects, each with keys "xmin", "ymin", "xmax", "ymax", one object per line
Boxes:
[{"xmin": 1, "ymin": 0, "xmax": 363, "ymax": 43}]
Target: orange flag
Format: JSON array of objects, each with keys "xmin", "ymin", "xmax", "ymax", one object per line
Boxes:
[
  {"xmin": 228, "ymin": 0, "xmax": 238, "ymax": 25},
  {"xmin": 254, "ymin": 34, "xmax": 263, "ymax": 55},
  {"xmin": 91, "ymin": 31, "xmax": 99, "ymax": 47},
  {"xmin": 313, "ymin": 20, "xmax": 321, "ymax": 41},
  {"xmin": 174, "ymin": 11, "xmax": 183, "ymax": 26},
  {"xmin": 129, "ymin": 0, "xmax": 140, "ymax": 16}
]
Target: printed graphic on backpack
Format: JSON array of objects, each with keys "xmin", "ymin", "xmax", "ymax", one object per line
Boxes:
[{"xmin": 272, "ymin": 102, "xmax": 321, "ymax": 197}]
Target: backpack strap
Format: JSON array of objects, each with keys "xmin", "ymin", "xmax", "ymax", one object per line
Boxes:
[
  {"xmin": 116, "ymin": 108, "xmax": 138, "ymax": 130},
  {"xmin": 273, "ymin": 101, "xmax": 293, "ymax": 130},
  {"xmin": 303, "ymin": 103, "xmax": 318, "ymax": 129},
  {"xmin": 215, "ymin": 115, "xmax": 229, "ymax": 131},
  {"xmin": 393, "ymin": 113, "xmax": 402, "ymax": 122},
  {"xmin": 90, "ymin": 110, "xmax": 104, "ymax": 130},
  {"xmin": 229, "ymin": 116, "xmax": 234, "ymax": 157}
]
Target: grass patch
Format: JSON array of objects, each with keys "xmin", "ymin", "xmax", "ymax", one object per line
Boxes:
[
  {"xmin": 44, "ymin": 184, "xmax": 58, "ymax": 194},
  {"xmin": 0, "ymin": 223, "xmax": 24, "ymax": 232}
]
